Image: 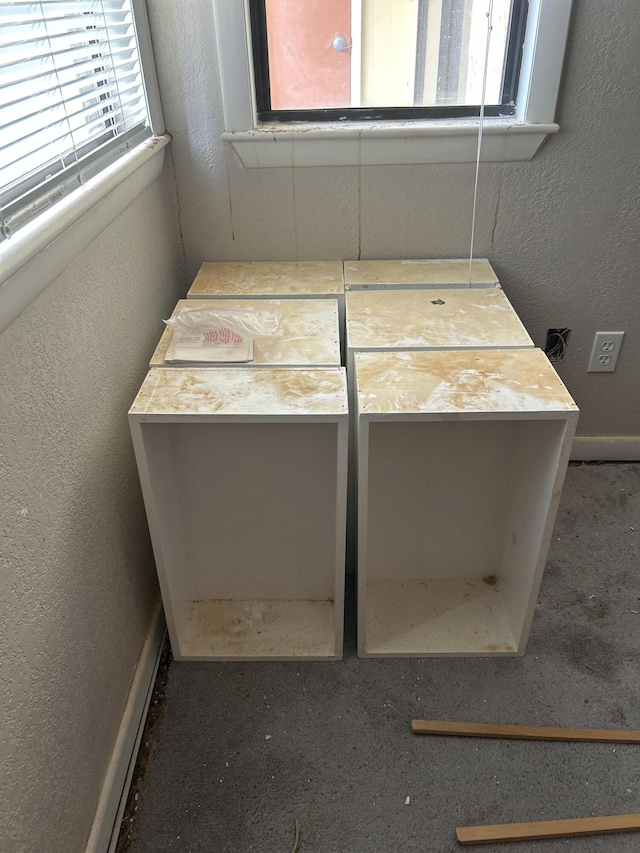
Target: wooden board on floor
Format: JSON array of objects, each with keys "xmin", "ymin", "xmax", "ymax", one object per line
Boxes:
[
  {"xmin": 456, "ymin": 813, "xmax": 640, "ymax": 845},
  {"xmin": 411, "ymin": 719, "xmax": 640, "ymax": 743}
]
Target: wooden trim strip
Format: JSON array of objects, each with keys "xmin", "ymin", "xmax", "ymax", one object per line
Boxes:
[
  {"xmin": 456, "ymin": 813, "xmax": 640, "ymax": 845},
  {"xmin": 411, "ymin": 719, "xmax": 640, "ymax": 743}
]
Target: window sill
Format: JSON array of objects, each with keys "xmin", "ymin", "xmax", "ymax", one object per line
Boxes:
[
  {"xmin": 0, "ymin": 134, "xmax": 171, "ymax": 336},
  {"xmin": 222, "ymin": 120, "xmax": 558, "ymax": 168}
]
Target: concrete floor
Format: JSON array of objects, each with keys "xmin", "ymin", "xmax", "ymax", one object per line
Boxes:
[{"xmin": 119, "ymin": 464, "xmax": 640, "ymax": 852}]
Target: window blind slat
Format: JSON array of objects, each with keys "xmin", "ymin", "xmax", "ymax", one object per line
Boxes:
[
  {"xmin": 0, "ymin": 6, "xmax": 129, "ymax": 20},
  {"xmin": 0, "ymin": 56, "xmax": 141, "ymax": 115},
  {"xmin": 0, "ymin": 36, "xmax": 136, "ymax": 81},
  {"xmin": 1, "ymin": 44, "xmax": 141, "ymax": 100},
  {"xmin": 0, "ymin": 75, "xmax": 143, "ymax": 152},
  {"xmin": 1, "ymin": 71, "xmax": 144, "ymax": 149},
  {"xmin": 0, "ymin": 1, "xmax": 127, "ymax": 21},
  {"xmin": 1, "ymin": 60, "xmax": 143, "ymax": 132},
  {"xmin": 2, "ymin": 24, "xmax": 135, "ymax": 53},
  {"xmin": 1, "ymin": 12, "xmax": 131, "ymax": 33},
  {"xmin": 0, "ymin": 106, "xmax": 146, "ymax": 187},
  {"xmin": 0, "ymin": 12, "xmax": 130, "ymax": 28},
  {"xmin": 0, "ymin": 52, "xmax": 139, "ymax": 100},
  {"xmin": 1, "ymin": 32, "xmax": 132, "ymax": 56},
  {"xmin": 1, "ymin": 78, "xmax": 145, "ymax": 160},
  {"xmin": 0, "ymin": 43, "xmax": 138, "ymax": 83},
  {"xmin": 0, "ymin": 0, "xmax": 126, "ymax": 11},
  {"xmin": 0, "ymin": 101, "xmax": 146, "ymax": 189}
]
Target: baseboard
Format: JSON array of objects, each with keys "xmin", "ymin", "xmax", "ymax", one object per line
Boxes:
[
  {"xmin": 85, "ymin": 601, "xmax": 166, "ymax": 853},
  {"xmin": 571, "ymin": 436, "xmax": 640, "ymax": 462}
]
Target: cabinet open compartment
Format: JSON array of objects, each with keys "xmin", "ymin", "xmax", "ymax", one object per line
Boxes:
[
  {"xmin": 355, "ymin": 350, "xmax": 578, "ymax": 657},
  {"xmin": 344, "ymin": 258, "xmax": 499, "ymax": 290},
  {"xmin": 150, "ymin": 298, "xmax": 340, "ymax": 368},
  {"xmin": 129, "ymin": 367, "xmax": 348, "ymax": 660}
]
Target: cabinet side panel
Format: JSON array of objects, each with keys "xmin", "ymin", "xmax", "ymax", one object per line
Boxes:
[
  {"xmin": 366, "ymin": 420, "xmax": 518, "ymax": 579},
  {"xmin": 132, "ymin": 422, "xmax": 196, "ymax": 651},
  {"xmin": 170, "ymin": 422, "xmax": 338, "ymax": 600},
  {"xmin": 499, "ymin": 418, "xmax": 575, "ymax": 647}
]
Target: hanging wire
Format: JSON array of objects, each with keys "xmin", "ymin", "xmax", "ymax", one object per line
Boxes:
[{"xmin": 468, "ymin": 0, "xmax": 494, "ymax": 286}]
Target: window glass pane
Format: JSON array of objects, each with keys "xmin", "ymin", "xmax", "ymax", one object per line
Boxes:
[{"xmin": 263, "ymin": 0, "xmax": 514, "ymax": 111}]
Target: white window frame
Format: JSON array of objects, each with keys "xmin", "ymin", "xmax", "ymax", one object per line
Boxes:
[
  {"xmin": 0, "ymin": 0, "xmax": 170, "ymax": 335},
  {"xmin": 213, "ymin": 0, "xmax": 572, "ymax": 168}
]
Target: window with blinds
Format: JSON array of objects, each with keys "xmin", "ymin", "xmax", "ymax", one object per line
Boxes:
[{"xmin": 0, "ymin": 0, "xmax": 153, "ymax": 240}]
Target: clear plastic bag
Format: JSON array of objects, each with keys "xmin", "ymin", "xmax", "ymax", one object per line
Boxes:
[{"xmin": 164, "ymin": 307, "xmax": 282, "ymax": 340}]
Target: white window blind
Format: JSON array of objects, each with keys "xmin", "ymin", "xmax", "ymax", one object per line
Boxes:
[{"xmin": 0, "ymin": 0, "xmax": 152, "ymax": 239}]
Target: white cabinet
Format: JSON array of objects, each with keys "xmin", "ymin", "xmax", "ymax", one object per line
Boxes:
[
  {"xmin": 355, "ymin": 349, "xmax": 578, "ymax": 657},
  {"xmin": 130, "ymin": 257, "xmax": 579, "ymax": 662},
  {"xmin": 129, "ymin": 367, "xmax": 348, "ymax": 661}
]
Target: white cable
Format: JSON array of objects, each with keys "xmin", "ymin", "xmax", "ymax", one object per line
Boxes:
[{"xmin": 468, "ymin": 0, "xmax": 494, "ymax": 286}]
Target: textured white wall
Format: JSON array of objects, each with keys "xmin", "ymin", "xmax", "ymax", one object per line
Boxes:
[
  {"xmin": 0, "ymin": 165, "xmax": 184, "ymax": 853},
  {"xmin": 147, "ymin": 0, "xmax": 640, "ymax": 435}
]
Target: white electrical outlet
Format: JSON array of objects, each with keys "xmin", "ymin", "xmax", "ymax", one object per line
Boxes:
[{"xmin": 587, "ymin": 331, "xmax": 625, "ymax": 372}]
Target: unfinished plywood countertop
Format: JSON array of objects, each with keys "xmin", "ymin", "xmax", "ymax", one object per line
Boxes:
[
  {"xmin": 187, "ymin": 261, "xmax": 344, "ymax": 298},
  {"xmin": 130, "ymin": 367, "xmax": 349, "ymax": 420},
  {"xmin": 346, "ymin": 288, "xmax": 533, "ymax": 350},
  {"xmin": 150, "ymin": 298, "xmax": 340, "ymax": 368},
  {"xmin": 355, "ymin": 350, "xmax": 578, "ymax": 417},
  {"xmin": 344, "ymin": 258, "xmax": 498, "ymax": 289}
]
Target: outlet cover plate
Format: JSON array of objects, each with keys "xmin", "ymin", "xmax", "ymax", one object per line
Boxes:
[{"xmin": 588, "ymin": 331, "xmax": 625, "ymax": 372}]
